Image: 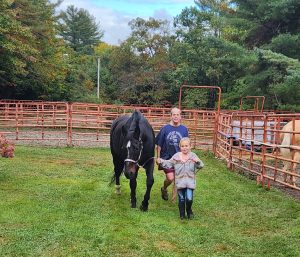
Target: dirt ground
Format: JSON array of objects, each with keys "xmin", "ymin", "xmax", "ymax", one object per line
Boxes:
[
  {"xmin": 236, "ymin": 168, "xmax": 300, "ymax": 202},
  {"xmin": 272, "ymin": 182, "xmax": 300, "ymax": 202}
]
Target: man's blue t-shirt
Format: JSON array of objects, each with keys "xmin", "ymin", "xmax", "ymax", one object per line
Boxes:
[{"xmin": 155, "ymin": 124, "xmax": 189, "ymax": 159}]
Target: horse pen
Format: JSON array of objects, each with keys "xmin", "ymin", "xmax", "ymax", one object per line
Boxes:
[
  {"xmin": 1, "ymin": 94, "xmax": 300, "ymax": 192},
  {"xmin": 1, "ymin": 97, "xmax": 300, "ymax": 256}
]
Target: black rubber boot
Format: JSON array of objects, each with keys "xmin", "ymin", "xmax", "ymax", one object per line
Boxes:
[
  {"xmin": 186, "ymin": 200, "xmax": 194, "ymax": 219},
  {"xmin": 178, "ymin": 201, "xmax": 186, "ymax": 220}
]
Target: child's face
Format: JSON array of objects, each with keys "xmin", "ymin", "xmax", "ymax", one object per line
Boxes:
[{"xmin": 180, "ymin": 141, "xmax": 191, "ymax": 154}]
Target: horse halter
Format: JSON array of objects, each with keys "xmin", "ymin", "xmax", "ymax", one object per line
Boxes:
[{"xmin": 124, "ymin": 139, "xmax": 143, "ymax": 165}]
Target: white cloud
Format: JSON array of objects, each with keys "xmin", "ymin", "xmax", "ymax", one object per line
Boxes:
[
  {"xmin": 98, "ymin": 9, "xmax": 132, "ymax": 45},
  {"xmin": 52, "ymin": 0, "xmax": 193, "ymax": 45}
]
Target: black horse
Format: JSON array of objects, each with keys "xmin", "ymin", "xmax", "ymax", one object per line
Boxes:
[{"xmin": 110, "ymin": 110, "xmax": 155, "ymax": 211}]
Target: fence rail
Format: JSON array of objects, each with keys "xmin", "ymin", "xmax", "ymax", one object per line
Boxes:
[
  {"xmin": 216, "ymin": 112, "xmax": 300, "ymax": 190},
  {"xmin": 0, "ymin": 101, "xmax": 217, "ymax": 149}
]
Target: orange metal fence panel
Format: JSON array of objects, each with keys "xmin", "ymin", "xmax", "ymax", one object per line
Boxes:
[
  {"xmin": 0, "ymin": 101, "xmax": 216, "ymax": 150},
  {"xmin": 216, "ymin": 112, "xmax": 300, "ymax": 191},
  {"xmin": 0, "ymin": 101, "xmax": 69, "ymax": 146},
  {"xmin": 2, "ymin": 100, "xmax": 299, "ymax": 191}
]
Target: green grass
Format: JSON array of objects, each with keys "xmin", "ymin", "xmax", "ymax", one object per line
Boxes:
[{"xmin": 0, "ymin": 146, "xmax": 300, "ymax": 257}]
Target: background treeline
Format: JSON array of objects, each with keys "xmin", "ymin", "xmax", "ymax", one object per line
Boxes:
[{"xmin": 1, "ymin": 0, "xmax": 300, "ymax": 111}]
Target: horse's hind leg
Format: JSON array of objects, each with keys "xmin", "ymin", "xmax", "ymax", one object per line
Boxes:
[
  {"xmin": 282, "ymin": 160, "xmax": 290, "ymax": 184},
  {"xmin": 291, "ymin": 152, "xmax": 300, "ymax": 186}
]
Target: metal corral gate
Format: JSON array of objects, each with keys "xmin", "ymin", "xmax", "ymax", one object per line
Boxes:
[
  {"xmin": 0, "ymin": 100, "xmax": 217, "ymax": 150},
  {"xmin": 216, "ymin": 112, "xmax": 300, "ymax": 190}
]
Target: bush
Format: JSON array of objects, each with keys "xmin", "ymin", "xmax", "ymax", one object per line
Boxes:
[{"xmin": 0, "ymin": 134, "xmax": 15, "ymax": 158}]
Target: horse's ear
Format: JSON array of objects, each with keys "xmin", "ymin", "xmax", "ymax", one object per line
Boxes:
[
  {"xmin": 122, "ymin": 123, "xmax": 129, "ymax": 137},
  {"xmin": 132, "ymin": 110, "xmax": 141, "ymax": 122}
]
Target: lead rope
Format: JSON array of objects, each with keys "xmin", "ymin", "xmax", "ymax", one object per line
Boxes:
[{"xmin": 137, "ymin": 156, "xmax": 157, "ymax": 168}]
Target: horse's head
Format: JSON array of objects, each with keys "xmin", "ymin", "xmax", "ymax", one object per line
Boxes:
[
  {"xmin": 123, "ymin": 137, "xmax": 143, "ymax": 179},
  {"xmin": 122, "ymin": 111, "xmax": 143, "ymax": 179}
]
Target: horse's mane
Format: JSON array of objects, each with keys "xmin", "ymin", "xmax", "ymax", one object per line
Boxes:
[{"xmin": 127, "ymin": 110, "xmax": 142, "ymax": 137}]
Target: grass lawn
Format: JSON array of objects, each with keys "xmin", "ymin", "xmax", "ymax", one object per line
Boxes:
[{"xmin": 0, "ymin": 146, "xmax": 300, "ymax": 257}]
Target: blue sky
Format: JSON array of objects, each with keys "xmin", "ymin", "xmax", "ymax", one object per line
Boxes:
[{"xmin": 56, "ymin": 0, "xmax": 195, "ymax": 45}]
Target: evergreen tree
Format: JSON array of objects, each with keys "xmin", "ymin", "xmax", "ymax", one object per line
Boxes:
[
  {"xmin": 227, "ymin": 0, "xmax": 300, "ymax": 49},
  {"xmin": 59, "ymin": 5, "xmax": 103, "ymax": 54}
]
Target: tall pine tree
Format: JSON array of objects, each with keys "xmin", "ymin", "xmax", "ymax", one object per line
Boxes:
[{"xmin": 59, "ymin": 5, "xmax": 103, "ymax": 54}]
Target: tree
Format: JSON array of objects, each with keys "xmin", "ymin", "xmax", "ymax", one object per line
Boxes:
[
  {"xmin": 0, "ymin": 0, "xmax": 68, "ymax": 100},
  {"xmin": 227, "ymin": 0, "xmax": 300, "ymax": 48},
  {"xmin": 194, "ymin": 0, "xmax": 233, "ymax": 37},
  {"xmin": 264, "ymin": 33, "xmax": 300, "ymax": 60},
  {"xmin": 170, "ymin": 7, "xmax": 249, "ymax": 108},
  {"xmin": 106, "ymin": 17, "xmax": 174, "ymax": 105},
  {"xmin": 0, "ymin": 0, "xmax": 36, "ymax": 95},
  {"xmin": 59, "ymin": 5, "xmax": 103, "ymax": 54},
  {"xmin": 227, "ymin": 49, "xmax": 300, "ymax": 111},
  {"xmin": 93, "ymin": 43, "xmax": 119, "ymax": 102}
]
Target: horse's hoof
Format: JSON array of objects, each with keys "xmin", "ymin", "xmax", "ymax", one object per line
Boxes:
[
  {"xmin": 115, "ymin": 185, "xmax": 121, "ymax": 195},
  {"xmin": 140, "ymin": 204, "xmax": 148, "ymax": 212},
  {"xmin": 131, "ymin": 202, "xmax": 137, "ymax": 208}
]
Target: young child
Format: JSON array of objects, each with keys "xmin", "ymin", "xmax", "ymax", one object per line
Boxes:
[{"xmin": 157, "ymin": 137, "xmax": 204, "ymax": 220}]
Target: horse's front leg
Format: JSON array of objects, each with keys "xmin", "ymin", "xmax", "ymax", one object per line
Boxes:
[
  {"xmin": 282, "ymin": 160, "xmax": 290, "ymax": 184},
  {"xmin": 129, "ymin": 177, "xmax": 137, "ymax": 208},
  {"xmin": 115, "ymin": 172, "xmax": 121, "ymax": 195},
  {"xmin": 291, "ymin": 152, "xmax": 300, "ymax": 186},
  {"xmin": 140, "ymin": 161, "xmax": 154, "ymax": 212},
  {"xmin": 113, "ymin": 161, "xmax": 123, "ymax": 195}
]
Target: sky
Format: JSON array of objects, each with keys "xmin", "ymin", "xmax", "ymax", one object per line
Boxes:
[{"xmin": 56, "ymin": 0, "xmax": 195, "ymax": 45}]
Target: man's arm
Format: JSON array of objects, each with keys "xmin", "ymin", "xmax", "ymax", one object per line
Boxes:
[{"xmin": 156, "ymin": 145, "xmax": 161, "ymax": 164}]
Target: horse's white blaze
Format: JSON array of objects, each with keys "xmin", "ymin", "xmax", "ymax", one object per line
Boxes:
[{"xmin": 126, "ymin": 141, "xmax": 131, "ymax": 148}]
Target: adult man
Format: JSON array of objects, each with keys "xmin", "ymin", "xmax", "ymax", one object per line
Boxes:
[{"xmin": 155, "ymin": 107, "xmax": 189, "ymax": 201}]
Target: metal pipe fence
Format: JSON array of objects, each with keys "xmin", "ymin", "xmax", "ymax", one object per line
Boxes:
[
  {"xmin": 216, "ymin": 112, "xmax": 300, "ymax": 191},
  {"xmin": 0, "ymin": 100, "xmax": 217, "ymax": 149},
  {"xmin": 1, "ymin": 100, "xmax": 299, "ymax": 191}
]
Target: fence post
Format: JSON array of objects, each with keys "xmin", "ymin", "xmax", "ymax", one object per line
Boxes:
[
  {"xmin": 67, "ymin": 103, "xmax": 72, "ymax": 146},
  {"xmin": 260, "ymin": 114, "xmax": 268, "ymax": 188},
  {"xmin": 227, "ymin": 114, "xmax": 234, "ymax": 169},
  {"xmin": 15, "ymin": 103, "xmax": 19, "ymax": 140},
  {"xmin": 213, "ymin": 110, "xmax": 220, "ymax": 155}
]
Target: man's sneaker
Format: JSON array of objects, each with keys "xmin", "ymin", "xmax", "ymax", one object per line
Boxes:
[{"xmin": 161, "ymin": 187, "xmax": 168, "ymax": 201}]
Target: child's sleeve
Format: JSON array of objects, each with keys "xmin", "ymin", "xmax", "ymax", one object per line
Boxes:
[
  {"xmin": 193, "ymin": 153, "xmax": 204, "ymax": 170},
  {"xmin": 195, "ymin": 159, "xmax": 204, "ymax": 169},
  {"xmin": 159, "ymin": 157, "xmax": 175, "ymax": 169}
]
